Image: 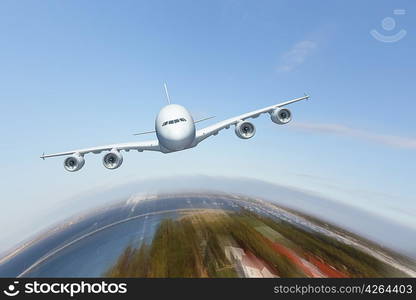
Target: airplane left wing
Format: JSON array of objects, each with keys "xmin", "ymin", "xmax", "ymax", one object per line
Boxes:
[
  {"xmin": 195, "ymin": 94, "xmax": 309, "ymax": 144},
  {"xmin": 41, "ymin": 139, "xmax": 160, "ymax": 159}
]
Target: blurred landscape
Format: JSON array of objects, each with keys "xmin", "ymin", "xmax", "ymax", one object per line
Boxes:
[
  {"xmin": 105, "ymin": 204, "xmax": 411, "ymax": 278},
  {"xmin": 1, "ymin": 192, "xmax": 414, "ymax": 278}
]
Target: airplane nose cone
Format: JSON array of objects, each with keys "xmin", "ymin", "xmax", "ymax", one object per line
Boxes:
[
  {"xmin": 155, "ymin": 104, "xmax": 196, "ymax": 151},
  {"xmin": 169, "ymin": 129, "xmax": 190, "ymax": 140},
  {"xmin": 158, "ymin": 126, "xmax": 195, "ymax": 151}
]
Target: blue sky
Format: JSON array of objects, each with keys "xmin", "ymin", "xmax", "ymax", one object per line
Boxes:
[{"xmin": 0, "ymin": 1, "xmax": 415, "ymax": 252}]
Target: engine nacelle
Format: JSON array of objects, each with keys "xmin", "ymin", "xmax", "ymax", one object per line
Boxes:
[
  {"xmin": 235, "ymin": 121, "xmax": 256, "ymax": 139},
  {"xmin": 270, "ymin": 108, "xmax": 292, "ymax": 125},
  {"xmin": 103, "ymin": 149, "xmax": 123, "ymax": 170},
  {"xmin": 63, "ymin": 154, "xmax": 85, "ymax": 172}
]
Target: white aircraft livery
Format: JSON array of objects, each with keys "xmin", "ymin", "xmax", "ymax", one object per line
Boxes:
[{"xmin": 41, "ymin": 84, "xmax": 310, "ymax": 172}]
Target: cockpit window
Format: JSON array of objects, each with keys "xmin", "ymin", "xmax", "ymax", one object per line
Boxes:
[{"xmin": 163, "ymin": 118, "xmax": 187, "ymax": 126}]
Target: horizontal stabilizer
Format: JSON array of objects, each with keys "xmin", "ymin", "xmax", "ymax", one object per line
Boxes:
[
  {"xmin": 133, "ymin": 130, "xmax": 156, "ymax": 136},
  {"xmin": 194, "ymin": 116, "xmax": 215, "ymax": 124}
]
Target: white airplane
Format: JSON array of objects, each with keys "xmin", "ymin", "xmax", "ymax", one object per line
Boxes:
[{"xmin": 41, "ymin": 84, "xmax": 310, "ymax": 172}]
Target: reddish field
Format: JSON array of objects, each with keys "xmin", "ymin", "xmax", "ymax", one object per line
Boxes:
[
  {"xmin": 306, "ymin": 255, "xmax": 348, "ymax": 278},
  {"xmin": 262, "ymin": 236, "xmax": 348, "ymax": 278}
]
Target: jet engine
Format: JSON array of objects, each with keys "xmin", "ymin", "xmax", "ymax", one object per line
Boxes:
[
  {"xmin": 103, "ymin": 149, "xmax": 123, "ymax": 170},
  {"xmin": 235, "ymin": 121, "xmax": 256, "ymax": 139},
  {"xmin": 63, "ymin": 154, "xmax": 85, "ymax": 172},
  {"xmin": 270, "ymin": 108, "xmax": 292, "ymax": 124}
]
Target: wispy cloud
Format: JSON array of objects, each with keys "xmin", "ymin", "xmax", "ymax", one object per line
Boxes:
[
  {"xmin": 277, "ymin": 40, "xmax": 317, "ymax": 72},
  {"xmin": 290, "ymin": 122, "xmax": 416, "ymax": 150}
]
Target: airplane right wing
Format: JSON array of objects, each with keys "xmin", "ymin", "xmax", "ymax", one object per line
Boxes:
[{"xmin": 195, "ymin": 95, "xmax": 309, "ymax": 144}]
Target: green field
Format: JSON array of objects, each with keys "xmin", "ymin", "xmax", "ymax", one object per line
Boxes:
[{"xmin": 105, "ymin": 209, "xmax": 407, "ymax": 278}]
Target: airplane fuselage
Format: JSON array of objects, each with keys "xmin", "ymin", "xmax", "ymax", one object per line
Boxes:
[{"xmin": 155, "ymin": 104, "xmax": 196, "ymax": 152}]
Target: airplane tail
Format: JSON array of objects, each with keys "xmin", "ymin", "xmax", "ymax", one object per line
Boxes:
[{"xmin": 164, "ymin": 82, "xmax": 171, "ymax": 104}]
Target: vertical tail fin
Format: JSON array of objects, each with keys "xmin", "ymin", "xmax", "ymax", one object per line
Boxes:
[{"xmin": 164, "ymin": 82, "xmax": 171, "ymax": 104}]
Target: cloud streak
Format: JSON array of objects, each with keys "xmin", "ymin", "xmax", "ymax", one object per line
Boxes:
[
  {"xmin": 290, "ymin": 122, "xmax": 416, "ymax": 150},
  {"xmin": 277, "ymin": 40, "xmax": 317, "ymax": 72}
]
